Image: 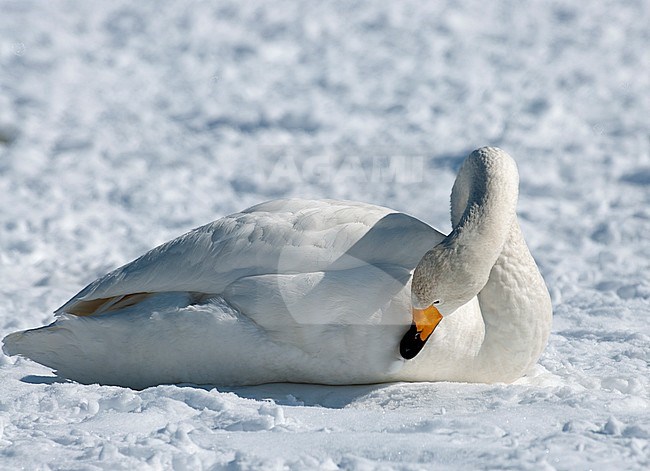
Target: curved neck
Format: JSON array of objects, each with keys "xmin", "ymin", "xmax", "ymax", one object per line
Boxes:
[
  {"xmin": 444, "ymin": 148, "xmax": 520, "ymax": 305},
  {"xmin": 447, "ymin": 148, "xmax": 552, "ymax": 381}
]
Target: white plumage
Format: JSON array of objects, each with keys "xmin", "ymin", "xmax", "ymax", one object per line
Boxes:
[{"xmin": 3, "ymin": 147, "xmax": 552, "ymax": 388}]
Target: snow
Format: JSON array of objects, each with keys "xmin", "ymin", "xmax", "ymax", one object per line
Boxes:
[{"xmin": 1, "ymin": 0, "xmax": 648, "ymax": 469}]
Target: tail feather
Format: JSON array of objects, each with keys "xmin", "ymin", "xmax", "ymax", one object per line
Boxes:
[
  {"xmin": 2, "ymin": 291, "xmax": 212, "ymax": 386},
  {"xmin": 2, "ymin": 329, "xmax": 25, "ymax": 357},
  {"xmin": 3, "ymin": 323, "xmax": 84, "ymax": 367}
]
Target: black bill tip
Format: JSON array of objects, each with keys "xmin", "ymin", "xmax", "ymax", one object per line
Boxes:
[{"xmin": 399, "ymin": 323, "xmax": 429, "ymax": 359}]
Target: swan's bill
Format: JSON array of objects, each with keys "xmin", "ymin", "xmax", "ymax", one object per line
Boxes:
[
  {"xmin": 399, "ymin": 305, "xmax": 443, "ymax": 360},
  {"xmin": 413, "ymin": 305, "xmax": 443, "ymax": 340}
]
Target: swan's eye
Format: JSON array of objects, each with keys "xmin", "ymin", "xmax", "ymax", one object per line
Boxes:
[{"xmin": 433, "ymin": 299, "xmax": 441, "ymax": 306}]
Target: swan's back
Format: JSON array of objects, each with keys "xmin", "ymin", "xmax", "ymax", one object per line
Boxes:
[{"xmin": 58, "ymin": 199, "xmax": 444, "ymax": 316}]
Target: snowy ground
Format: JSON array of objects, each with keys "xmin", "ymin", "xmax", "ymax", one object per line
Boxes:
[{"xmin": 1, "ymin": 0, "xmax": 649, "ymax": 469}]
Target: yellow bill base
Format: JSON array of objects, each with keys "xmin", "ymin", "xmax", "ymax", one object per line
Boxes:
[{"xmin": 412, "ymin": 305, "xmax": 443, "ymax": 341}]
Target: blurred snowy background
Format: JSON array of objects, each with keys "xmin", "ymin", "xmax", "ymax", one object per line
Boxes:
[{"xmin": 1, "ymin": 0, "xmax": 648, "ymax": 469}]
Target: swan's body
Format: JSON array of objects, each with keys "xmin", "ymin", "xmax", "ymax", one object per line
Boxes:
[{"xmin": 3, "ymin": 147, "xmax": 552, "ymax": 388}]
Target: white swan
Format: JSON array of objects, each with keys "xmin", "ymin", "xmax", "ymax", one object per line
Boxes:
[{"xmin": 3, "ymin": 147, "xmax": 552, "ymax": 388}]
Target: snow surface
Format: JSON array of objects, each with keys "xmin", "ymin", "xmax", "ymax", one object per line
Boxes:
[{"xmin": 1, "ymin": 0, "xmax": 649, "ymax": 469}]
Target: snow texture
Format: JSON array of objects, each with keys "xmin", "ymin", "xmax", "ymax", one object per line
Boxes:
[{"xmin": 1, "ymin": 0, "xmax": 648, "ymax": 469}]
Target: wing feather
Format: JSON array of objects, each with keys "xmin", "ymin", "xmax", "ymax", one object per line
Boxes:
[{"xmin": 56, "ymin": 199, "xmax": 444, "ymax": 315}]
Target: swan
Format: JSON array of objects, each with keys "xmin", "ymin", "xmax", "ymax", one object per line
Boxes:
[{"xmin": 3, "ymin": 147, "xmax": 552, "ymax": 388}]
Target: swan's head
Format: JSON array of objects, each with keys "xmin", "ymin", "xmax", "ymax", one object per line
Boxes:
[
  {"xmin": 411, "ymin": 242, "xmax": 487, "ymax": 314},
  {"xmin": 400, "ymin": 241, "xmax": 489, "ymax": 360}
]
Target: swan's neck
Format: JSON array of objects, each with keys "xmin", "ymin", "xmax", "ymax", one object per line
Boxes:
[
  {"xmin": 472, "ymin": 220, "xmax": 553, "ymax": 381},
  {"xmin": 446, "ymin": 148, "xmax": 552, "ymax": 381},
  {"xmin": 445, "ymin": 149, "xmax": 520, "ymax": 302}
]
